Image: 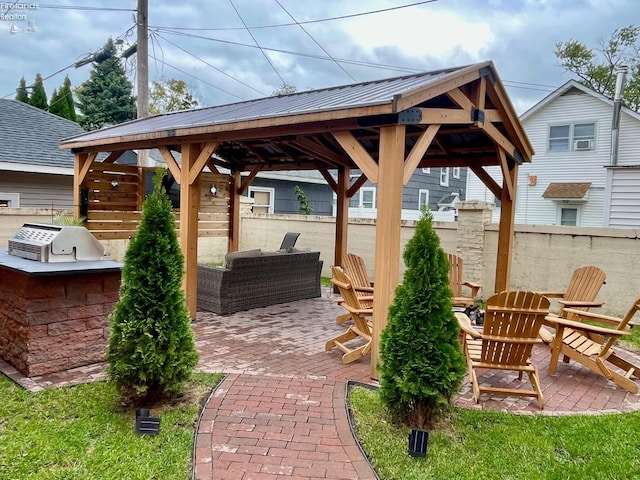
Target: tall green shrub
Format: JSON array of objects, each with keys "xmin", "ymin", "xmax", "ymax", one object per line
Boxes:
[
  {"xmin": 107, "ymin": 170, "xmax": 198, "ymax": 403},
  {"xmin": 378, "ymin": 211, "xmax": 466, "ymax": 430}
]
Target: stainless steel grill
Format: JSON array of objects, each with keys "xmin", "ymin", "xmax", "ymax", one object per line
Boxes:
[{"xmin": 8, "ymin": 223, "xmax": 105, "ymax": 262}]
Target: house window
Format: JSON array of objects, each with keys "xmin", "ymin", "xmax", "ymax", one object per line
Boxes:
[
  {"xmin": 248, "ymin": 186, "xmax": 275, "ymax": 214},
  {"xmin": 359, "ymin": 187, "xmax": 376, "ymax": 209},
  {"xmin": 559, "ymin": 206, "xmax": 579, "ymax": 226},
  {"xmin": 452, "ymin": 167, "xmax": 460, "ymax": 179},
  {"xmin": 421, "ymin": 168, "xmax": 430, "ymax": 174},
  {"xmin": 440, "ymin": 167, "xmax": 449, "ymax": 187},
  {"xmin": 418, "ymin": 189, "xmax": 429, "ymax": 211},
  {"xmin": 549, "ymin": 123, "xmax": 595, "ymax": 152}
]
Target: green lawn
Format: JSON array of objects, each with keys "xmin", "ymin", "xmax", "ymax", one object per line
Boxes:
[
  {"xmin": 0, "ymin": 372, "xmax": 223, "ymax": 480},
  {"xmin": 349, "ymin": 386, "xmax": 640, "ymax": 480}
]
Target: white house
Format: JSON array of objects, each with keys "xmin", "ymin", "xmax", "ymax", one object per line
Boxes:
[{"xmin": 466, "ymin": 80, "xmax": 640, "ymax": 227}]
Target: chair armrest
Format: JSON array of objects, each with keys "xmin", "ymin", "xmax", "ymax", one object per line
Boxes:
[
  {"xmin": 462, "ymin": 280, "xmax": 481, "ymax": 289},
  {"xmin": 535, "ymin": 291, "xmax": 566, "ymax": 299},
  {"xmin": 455, "ymin": 312, "xmax": 480, "ymax": 338},
  {"xmin": 355, "ymin": 286, "xmax": 374, "ymax": 294},
  {"xmin": 559, "ymin": 308, "xmax": 623, "ymax": 326},
  {"xmin": 544, "ymin": 314, "xmax": 630, "ymax": 336},
  {"xmin": 558, "ymin": 300, "xmax": 604, "ymax": 308},
  {"xmin": 343, "ymin": 304, "xmax": 373, "ymax": 315},
  {"xmin": 356, "ymin": 295, "xmax": 374, "ymax": 302}
]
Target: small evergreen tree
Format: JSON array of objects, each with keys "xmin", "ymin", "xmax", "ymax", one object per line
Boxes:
[
  {"xmin": 107, "ymin": 169, "xmax": 198, "ymax": 403},
  {"xmin": 378, "ymin": 211, "xmax": 466, "ymax": 430},
  {"xmin": 76, "ymin": 38, "xmax": 136, "ymax": 130},
  {"xmin": 28, "ymin": 73, "xmax": 48, "ymax": 110},
  {"xmin": 15, "ymin": 77, "xmax": 29, "ymax": 103},
  {"xmin": 49, "ymin": 88, "xmax": 61, "ymax": 116},
  {"xmin": 50, "ymin": 76, "xmax": 77, "ymax": 122}
]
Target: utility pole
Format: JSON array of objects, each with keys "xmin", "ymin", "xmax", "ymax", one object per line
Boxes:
[{"xmin": 137, "ymin": 0, "xmax": 151, "ymax": 167}]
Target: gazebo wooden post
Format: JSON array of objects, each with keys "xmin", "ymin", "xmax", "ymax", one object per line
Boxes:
[
  {"xmin": 72, "ymin": 152, "xmax": 88, "ymax": 219},
  {"xmin": 334, "ymin": 166, "xmax": 350, "ymax": 269},
  {"xmin": 495, "ymin": 162, "xmax": 518, "ymax": 292},
  {"xmin": 180, "ymin": 143, "xmax": 202, "ymax": 318},
  {"xmin": 371, "ymin": 124, "xmax": 406, "ymax": 378},
  {"xmin": 229, "ymin": 170, "xmax": 242, "ymax": 252}
]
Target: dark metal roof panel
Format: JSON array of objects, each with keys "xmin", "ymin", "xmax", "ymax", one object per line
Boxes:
[{"xmin": 61, "ymin": 67, "xmax": 465, "ymax": 144}]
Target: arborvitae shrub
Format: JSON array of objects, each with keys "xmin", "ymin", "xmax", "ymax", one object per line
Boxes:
[
  {"xmin": 378, "ymin": 211, "xmax": 466, "ymax": 430},
  {"xmin": 107, "ymin": 170, "xmax": 198, "ymax": 403}
]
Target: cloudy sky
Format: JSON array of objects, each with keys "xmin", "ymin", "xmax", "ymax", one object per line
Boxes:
[{"xmin": 1, "ymin": 0, "xmax": 638, "ymax": 116}]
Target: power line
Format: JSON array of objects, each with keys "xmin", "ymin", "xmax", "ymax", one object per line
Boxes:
[
  {"xmin": 148, "ymin": 54, "xmax": 246, "ymax": 101},
  {"xmin": 274, "ymin": 0, "xmax": 356, "ymax": 83},
  {"xmin": 156, "ymin": 27, "xmax": 562, "ymax": 94},
  {"xmin": 153, "ymin": 32, "xmax": 268, "ymax": 97},
  {"xmin": 150, "ymin": 0, "xmax": 439, "ymax": 32},
  {"xmin": 37, "ymin": 4, "xmax": 136, "ymax": 11},
  {"xmin": 228, "ymin": 0, "xmax": 287, "ymax": 86}
]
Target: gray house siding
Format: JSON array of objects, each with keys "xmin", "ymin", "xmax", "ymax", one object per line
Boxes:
[
  {"xmin": 349, "ymin": 168, "xmax": 467, "ymax": 211},
  {"xmin": 1, "ymin": 171, "xmax": 73, "ymax": 208},
  {"xmin": 244, "ymin": 178, "xmax": 334, "ymax": 215}
]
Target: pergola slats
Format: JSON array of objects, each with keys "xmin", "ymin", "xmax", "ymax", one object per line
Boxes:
[{"xmin": 60, "ymin": 61, "xmax": 534, "ymax": 376}]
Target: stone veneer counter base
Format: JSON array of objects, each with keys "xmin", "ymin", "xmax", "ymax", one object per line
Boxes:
[{"xmin": 0, "ymin": 250, "xmax": 122, "ymax": 377}]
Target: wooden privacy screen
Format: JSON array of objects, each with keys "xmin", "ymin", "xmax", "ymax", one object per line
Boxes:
[{"xmin": 82, "ymin": 163, "xmax": 230, "ymax": 240}]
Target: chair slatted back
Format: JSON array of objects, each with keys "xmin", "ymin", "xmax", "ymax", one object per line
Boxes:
[
  {"xmin": 480, "ymin": 291, "xmax": 550, "ymax": 367},
  {"xmin": 331, "ymin": 266, "xmax": 367, "ymax": 311},
  {"xmin": 563, "ymin": 266, "xmax": 606, "ymax": 303},
  {"xmin": 448, "ymin": 253, "xmax": 464, "ymax": 297},
  {"xmin": 342, "ymin": 253, "xmax": 373, "ymax": 292}
]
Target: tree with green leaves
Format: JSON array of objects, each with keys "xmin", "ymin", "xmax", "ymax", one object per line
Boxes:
[
  {"xmin": 556, "ymin": 25, "xmax": 640, "ymax": 111},
  {"xmin": 76, "ymin": 38, "xmax": 136, "ymax": 130},
  {"xmin": 15, "ymin": 77, "xmax": 29, "ymax": 103},
  {"xmin": 272, "ymin": 83, "xmax": 298, "ymax": 96},
  {"xmin": 49, "ymin": 75, "xmax": 77, "ymax": 122},
  {"xmin": 149, "ymin": 78, "xmax": 199, "ymax": 115},
  {"xmin": 378, "ymin": 211, "xmax": 466, "ymax": 431},
  {"xmin": 107, "ymin": 169, "xmax": 198, "ymax": 404},
  {"xmin": 294, "ymin": 185, "xmax": 313, "ymax": 215},
  {"xmin": 28, "ymin": 73, "xmax": 48, "ymax": 110}
]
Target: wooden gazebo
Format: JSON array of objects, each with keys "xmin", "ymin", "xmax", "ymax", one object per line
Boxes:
[{"xmin": 60, "ymin": 61, "xmax": 533, "ymax": 376}]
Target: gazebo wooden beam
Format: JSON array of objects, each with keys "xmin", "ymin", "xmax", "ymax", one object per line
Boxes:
[
  {"xmin": 347, "ymin": 173, "xmax": 369, "ymax": 198},
  {"xmin": 239, "ymin": 166, "xmax": 263, "ymax": 193},
  {"xmin": 332, "ymin": 131, "xmax": 379, "ymax": 183},
  {"xmin": 403, "ymin": 124, "xmax": 440, "ymax": 185},
  {"xmin": 187, "ymin": 142, "xmax": 219, "ymax": 185},
  {"xmin": 102, "ymin": 151, "xmax": 125, "ymax": 164},
  {"xmin": 498, "ymin": 148, "xmax": 514, "ymax": 201},
  {"xmin": 470, "ymin": 164, "xmax": 502, "ymax": 199},
  {"xmin": 158, "ymin": 146, "xmax": 182, "ymax": 183},
  {"xmin": 371, "ymin": 124, "xmax": 406, "ymax": 378},
  {"xmin": 318, "ymin": 166, "xmax": 338, "ymax": 193},
  {"xmin": 229, "ymin": 170, "xmax": 241, "ymax": 252}
]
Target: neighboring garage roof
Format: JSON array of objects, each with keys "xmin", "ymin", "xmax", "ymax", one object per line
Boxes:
[
  {"xmin": 0, "ymin": 99, "xmax": 84, "ymax": 174},
  {"xmin": 542, "ymin": 182, "xmax": 592, "ymax": 199}
]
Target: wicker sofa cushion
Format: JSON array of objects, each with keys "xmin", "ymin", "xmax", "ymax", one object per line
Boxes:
[{"xmin": 224, "ymin": 249, "xmax": 263, "ymax": 269}]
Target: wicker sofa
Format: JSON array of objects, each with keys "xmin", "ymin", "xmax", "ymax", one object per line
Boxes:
[{"xmin": 197, "ymin": 249, "xmax": 323, "ymax": 314}]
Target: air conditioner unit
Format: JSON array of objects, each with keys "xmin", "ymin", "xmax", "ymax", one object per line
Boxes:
[{"xmin": 573, "ymin": 139, "xmax": 593, "ymax": 151}]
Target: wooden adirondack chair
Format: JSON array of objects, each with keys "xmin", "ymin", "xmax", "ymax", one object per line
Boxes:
[
  {"xmin": 448, "ymin": 253, "xmax": 481, "ymax": 307},
  {"xmin": 334, "ymin": 253, "xmax": 374, "ymax": 324},
  {"xmin": 545, "ymin": 296, "xmax": 640, "ymax": 393},
  {"xmin": 457, "ymin": 290, "xmax": 550, "ymax": 408},
  {"xmin": 326, "ymin": 266, "xmax": 373, "ymax": 364},
  {"xmin": 538, "ymin": 265, "xmax": 606, "ymax": 343}
]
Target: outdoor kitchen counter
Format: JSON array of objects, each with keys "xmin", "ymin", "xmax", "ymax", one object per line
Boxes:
[
  {"xmin": 0, "ymin": 249, "xmax": 122, "ymax": 275},
  {"xmin": 0, "ymin": 249, "xmax": 123, "ymax": 377}
]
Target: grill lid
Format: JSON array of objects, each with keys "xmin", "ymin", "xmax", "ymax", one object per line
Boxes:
[{"xmin": 8, "ymin": 223, "xmax": 105, "ymax": 262}]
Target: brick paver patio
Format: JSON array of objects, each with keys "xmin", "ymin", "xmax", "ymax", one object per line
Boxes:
[{"xmin": 3, "ymin": 288, "xmax": 640, "ymax": 479}]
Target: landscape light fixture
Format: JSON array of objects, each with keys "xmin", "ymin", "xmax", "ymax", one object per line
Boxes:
[
  {"xmin": 209, "ymin": 185, "xmax": 217, "ymax": 197},
  {"xmin": 110, "ymin": 180, "xmax": 119, "ymax": 189}
]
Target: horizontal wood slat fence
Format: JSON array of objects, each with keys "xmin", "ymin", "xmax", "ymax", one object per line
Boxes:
[{"xmin": 83, "ymin": 165, "xmax": 230, "ymax": 240}]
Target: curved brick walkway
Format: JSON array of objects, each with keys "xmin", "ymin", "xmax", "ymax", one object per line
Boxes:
[{"xmin": 4, "ymin": 290, "xmax": 640, "ymax": 479}]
